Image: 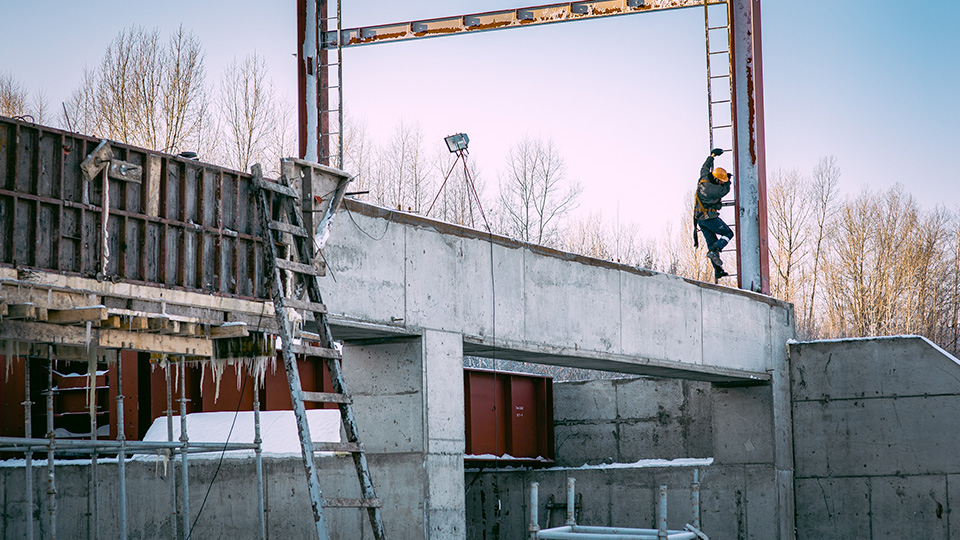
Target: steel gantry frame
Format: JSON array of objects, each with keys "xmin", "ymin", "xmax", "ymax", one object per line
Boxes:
[{"xmin": 298, "ymin": 0, "xmax": 769, "ymax": 294}]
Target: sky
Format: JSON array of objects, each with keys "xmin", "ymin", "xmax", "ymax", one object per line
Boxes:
[{"xmin": 1, "ymin": 0, "xmax": 958, "ymax": 238}]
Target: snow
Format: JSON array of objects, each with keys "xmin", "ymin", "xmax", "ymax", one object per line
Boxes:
[{"xmin": 139, "ymin": 409, "xmax": 342, "ymax": 458}]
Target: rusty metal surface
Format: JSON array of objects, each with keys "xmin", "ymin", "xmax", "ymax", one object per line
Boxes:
[
  {"xmin": 326, "ymin": 0, "xmax": 723, "ymax": 49},
  {"xmin": 0, "ymin": 116, "xmax": 267, "ymax": 299}
]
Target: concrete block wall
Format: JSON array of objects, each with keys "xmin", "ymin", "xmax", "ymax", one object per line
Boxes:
[
  {"xmin": 790, "ymin": 337, "xmax": 960, "ymax": 540},
  {"xmin": 466, "ymin": 375, "xmax": 783, "ymax": 539}
]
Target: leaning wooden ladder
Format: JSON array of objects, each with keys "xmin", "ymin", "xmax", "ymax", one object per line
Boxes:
[{"xmin": 252, "ymin": 159, "xmax": 386, "ymax": 540}]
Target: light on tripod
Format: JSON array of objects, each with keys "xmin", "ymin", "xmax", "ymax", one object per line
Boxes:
[{"xmin": 444, "ymin": 133, "xmax": 469, "ymax": 153}]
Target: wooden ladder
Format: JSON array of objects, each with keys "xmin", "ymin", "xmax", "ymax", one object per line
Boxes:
[{"xmin": 253, "ymin": 159, "xmax": 385, "ymax": 540}]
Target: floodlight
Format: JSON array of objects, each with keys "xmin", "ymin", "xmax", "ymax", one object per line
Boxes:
[{"xmin": 444, "ymin": 133, "xmax": 469, "ymax": 153}]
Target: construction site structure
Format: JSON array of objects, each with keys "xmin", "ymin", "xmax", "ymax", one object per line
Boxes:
[{"xmin": 299, "ymin": 0, "xmax": 769, "ymax": 293}]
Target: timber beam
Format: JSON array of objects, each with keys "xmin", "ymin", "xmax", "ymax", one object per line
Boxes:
[{"xmin": 0, "ymin": 320, "xmax": 212, "ymax": 356}]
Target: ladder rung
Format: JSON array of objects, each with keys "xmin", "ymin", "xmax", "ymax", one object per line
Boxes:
[
  {"xmin": 283, "ymin": 297, "xmax": 328, "ymax": 313},
  {"xmin": 275, "ymin": 258, "xmax": 322, "ymax": 276},
  {"xmin": 707, "ymin": 26, "xmax": 728, "ymax": 31},
  {"xmin": 713, "ymin": 124, "xmax": 732, "ymax": 129},
  {"xmin": 291, "ymin": 342, "xmax": 341, "ymax": 359},
  {"xmin": 711, "ymin": 99, "xmax": 732, "ymax": 104},
  {"xmin": 270, "ymin": 220, "xmax": 309, "ymax": 237},
  {"xmin": 258, "ymin": 179, "xmax": 297, "ymax": 198},
  {"xmin": 323, "ymin": 498, "xmax": 382, "ymax": 509},
  {"xmin": 301, "ymin": 391, "xmax": 351, "ymax": 404},
  {"xmin": 314, "ymin": 441, "xmax": 362, "ymax": 453},
  {"xmin": 710, "ymin": 74, "xmax": 730, "ymax": 79},
  {"xmin": 709, "ymin": 50, "xmax": 730, "ymax": 55}
]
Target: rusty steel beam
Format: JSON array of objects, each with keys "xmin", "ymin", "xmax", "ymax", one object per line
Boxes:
[{"xmin": 324, "ymin": 0, "xmax": 723, "ymax": 49}]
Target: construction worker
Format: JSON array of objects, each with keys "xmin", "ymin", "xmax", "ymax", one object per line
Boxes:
[{"xmin": 694, "ymin": 148, "xmax": 733, "ymax": 279}]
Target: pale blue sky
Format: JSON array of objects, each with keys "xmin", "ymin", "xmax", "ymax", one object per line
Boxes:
[{"xmin": 1, "ymin": 0, "xmax": 957, "ymax": 235}]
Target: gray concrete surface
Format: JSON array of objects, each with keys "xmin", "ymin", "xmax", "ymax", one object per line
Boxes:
[
  {"xmin": 790, "ymin": 336, "xmax": 960, "ymax": 540},
  {"xmin": 465, "ymin": 375, "xmax": 784, "ymax": 540}
]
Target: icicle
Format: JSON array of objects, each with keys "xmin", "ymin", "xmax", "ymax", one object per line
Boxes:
[
  {"xmin": 313, "ymin": 220, "xmax": 332, "ymax": 253},
  {"xmin": 85, "ymin": 321, "xmax": 92, "ymax": 353}
]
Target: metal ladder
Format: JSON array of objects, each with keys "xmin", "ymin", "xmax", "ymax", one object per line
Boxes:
[
  {"xmin": 319, "ymin": 0, "xmax": 344, "ymax": 169},
  {"xmin": 253, "ymin": 159, "xmax": 385, "ymax": 540},
  {"xmin": 703, "ymin": 0, "xmax": 737, "ymax": 283}
]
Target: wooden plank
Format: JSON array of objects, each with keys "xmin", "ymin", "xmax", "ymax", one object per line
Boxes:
[
  {"xmin": 282, "ymin": 297, "xmax": 327, "ymax": 314},
  {"xmin": 46, "ymin": 306, "xmax": 108, "ymax": 325},
  {"xmin": 176, "ymin": 322, "xmax": 198, "ymax": 336},
  {"xmin": 300, "ymin": 391, "xmax": 351, "ymax": 404},
  {"xmin": 275, "ymin": 258, "xmax": 322, "ymax": 277},
  {"xmin": 290, "ymin": 342, "xmax": 341, "ymax": 359},
  {"xmin": 210, "ymin": 323, "xmax": 249, "ymax": 339},
  {"xmin": 269, "ymin": 220, "xmax": 309, "ymax": 238},
  {"xmin": 322, "ymin": 498, "xmax": 381, "ymax": 509},
  {"xmin": 0, "ymin": 320, "xmax": 211, "ymax": 356},
  {"xmin": 257, "ymin": 179, "xmax": 297, "ymax": 198},
  {"xmin": 7, "ymin": 304, "xmax": 38, "ymax": 320},
  {"xmin": 101, "ymin": 315, "xmax": 121, "ymax": 329},
  {"xmin": 312, "ymin": 442, "xmax": 362, "ymax": 453},
  {"xmin": 148, "ymin": 317, "xmax": 180, "ymax": 334}
]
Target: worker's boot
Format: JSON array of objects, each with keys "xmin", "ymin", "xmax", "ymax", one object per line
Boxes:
[{"xmin": 706, "ymin": 249, "xmax": 723, "ymax": 268}]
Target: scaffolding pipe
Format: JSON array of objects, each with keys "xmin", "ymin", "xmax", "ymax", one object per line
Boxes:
[
  {"xmin": 253, "ymin": 380, "xmax": 266, "ymax": 540},
  {"xmin": 88, "ymin": 347, "xmax": 99, "ymax": 540},
  {"xmin": 529, "ymin": 482, "xmax": 540, "ymax": 540},
  {"xmin": 536, "ymin": 526, "xmax": 697, "ymax": 540},
  {"xmin": 117, "ymin": 350, "xmax": 128, "ymax": 540},
  {"xmin": 23, "ymin": 354, "xmax": 34, "ymax": 540},
  {"xmin": 45, "ymin": 345, "xmax": 57, "ymax": 540},
  {"xmin": 179, "ymin": 355, "xmax": 191, "ymax": 540},
  {"xmin": 691, "ymin": 470, "xmax": 700, "ymax": 530},
  {"xmin": 166, "ymin": 363, "xmax": 177, "ymax": 540},
  {"xmin": 0, "ymin": 437, "xmax": 258, "ymax": 452},
  {"xmin": 566, "ymin": 478, "xmax": 577, "ymax": 526},
  {"xmin": 657, "ymin": 485, "xmax": 668, "ymax": 540}
]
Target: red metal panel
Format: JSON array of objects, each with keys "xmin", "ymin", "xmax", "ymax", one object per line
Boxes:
[
  {"xmin": 0, "ymin": 355, "xmax": 26, "ymax": 438},
  {"xmin": 108, "ymin": 349, "xmax": 140, "ymax": 440},
  {"xmin": 264, "ymin": 355, "xmax": 334, "ymax": 410},
  {"xmin": 464, "ymin": 368, "xmax": 554, "ymax": 462},
  {"xmin": 200, "ymin": 363, "xmax": 255, "ymax": 412}
]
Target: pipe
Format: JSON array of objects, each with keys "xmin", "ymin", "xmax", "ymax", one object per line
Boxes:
[
  {"xmin": 529, "ymin": 482, "xmax": 540, "ymax": 539},
  {"xmin": 691, "ymin": 469, "xmax": 700, "ymax": 530},
  {"xmin": 657, "ymin": 485, "xmax": 668, "ymax": 540},
  {"xmin": 88, "ymin": 348, "xmax": 99, "ymax": 540},
  {"xmin": 46, "ymin": 345, "xmax": 57, "ymax": 540},
  {"xmin": 566, "ymin": 478, "xmax": 577, "ymax": 526},
  {"xmin": 24, "ymin": 353, "xmax": 34, "ymax": 540},
  {"xmin": 253, "ymin": 379, "xmax": 266, "ymax": 540},
  {"xmin": 179, "ymin": 355, "xmax": 190, "ymax": 540},
  {"xmin": 116, "ymin": 350, "xmax": 128, "ymax": 540},
  {"xmin": 166, "ymin": 362, "xmax": 177, "ymax": 540}
]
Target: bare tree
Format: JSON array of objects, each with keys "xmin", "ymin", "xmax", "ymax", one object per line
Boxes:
[
  {"xmin": 430, "ymin": 148, "xmax": 488, "ymax": 228},
  {"xmin": 0, "ymin": 71, "xmax": 29, "ymax": 118},
  {"xmin": 64, "ymin": 26, "xmax": 209, "ymax": 153},
  {"xmin": 369, "ymin": 119, "xmax": 434, "ymax": 212},
  {"xmin": 768, "ymin": 168, "xmax": 811, "ymax": 305},
  {"xmin": 497, "ymin": 136, "xmax": 582, "ymax": 246},
  {"xmin": 803, "ymin": 156, "xmax": 841, "ymax": 337},
  {"xmin": 219, "ymin": 52, "xmax": 275, "ymax": 172}
]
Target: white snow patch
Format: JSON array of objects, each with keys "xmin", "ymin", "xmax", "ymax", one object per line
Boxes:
[
  {"xmin": 139, "ymin": 410, "xmax": 341, "ymax": 458},
  {"xmin": 554, "ymin": 457, "xmax": 713, "ymax": 471}
]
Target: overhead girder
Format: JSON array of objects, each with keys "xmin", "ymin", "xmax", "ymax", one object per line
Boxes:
[{"xmin": 323, "ymin": 0, "xmax": 726, "ymax": 49}]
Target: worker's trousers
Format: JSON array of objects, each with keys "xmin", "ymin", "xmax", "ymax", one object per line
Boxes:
[{"xmin": 697, "ymin": 217, "xmax": 733, "ymax": 253}]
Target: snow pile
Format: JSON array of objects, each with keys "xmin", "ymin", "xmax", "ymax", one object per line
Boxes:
[{"xmin": 141, "ymin": 409, "xmax": 341, "ymax": 458}]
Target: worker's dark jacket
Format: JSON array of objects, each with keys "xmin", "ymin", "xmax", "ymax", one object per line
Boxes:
[{"xmin": 693, "ymin": 155, "xmax": 730, "ymax": 221}]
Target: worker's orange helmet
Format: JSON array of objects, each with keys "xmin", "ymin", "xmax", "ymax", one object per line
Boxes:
[{"xmin": 714, "ymin": 167, "xmax": 729, "ymax": 182}]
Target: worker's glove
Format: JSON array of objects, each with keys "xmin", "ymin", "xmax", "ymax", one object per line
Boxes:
[{"xmin": 711, "ymin": 148, "xmax": 724, "ymax": 157}]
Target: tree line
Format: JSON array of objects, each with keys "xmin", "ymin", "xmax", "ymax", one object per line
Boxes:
[{"xmin": 2, "ymin": 26, "xmax": 957, "ymax": 358}]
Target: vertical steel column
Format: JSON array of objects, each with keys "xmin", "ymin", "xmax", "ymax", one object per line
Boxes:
[
  {"xmin": 253, "ymin": 379, "xmax": 266, "ymax": 540},
  {"xmin": 24, "ymin": 355, "xmax": 34, "ymax": 540},
  {"xmin": 116, "ymin": 351, "xmax": 128, "ymax": 540},
  {"xmin": 691, "ymin": 469, "xmax": 701, "ymax": 530},
  {"xmin": 528, "ymin": 482, "xmax": 540, "ymax": 540},
  {"xmin": 729, "ymin": 0, "xmax": 769, "ymax": 294},
  {"xmin": 657, "ymin": 485, "xmax": 668, "ymax": 540},
  {"xmin": 299, "ymin": 0, "xmax": 319, "ymax": 161},
  {"xmin": 166, "ymin": 362, "xmax": 178, "ymax": 540},
  {"xmin": 179, "ymin": 356, "xmax": 191, "ymax": 540},
  {"xmin": 45, "ymin": 346, "xmax": 57, "ymax": 540},
  {"xmin": 565, "ymin": 478, "xmax": 576, "ymax": 526},
  {"xmin": 318, "ymin": 0, "xmax": 330, "ymax": 165}
]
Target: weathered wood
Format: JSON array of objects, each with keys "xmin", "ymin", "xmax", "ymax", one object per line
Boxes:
[
  {"xmin": 257, "ymin": 179, "xmax": 297, "ymax": 198},
  {"xmin": 148, "ymin": 317, "xmax": 180, "ymax": 334},
  {"xmin": 101, "ymin": 315, "xmax": 122, "ymax": 329},
  {"xmin": 275, "ymin": 258, "xmax": 322, "ymax": 277},
  {"xmin": 7, "ymin": 304, "xmax": 38, "ymax": 320},
  {"xmin": 290, "ymin": 342, "xmax": 341, "ymax": 359},
  {"xmin": 46, "ymin": 306, "xmax": 108, "ymax": 325},
  {"xmin": 145, "ymin": 154, "xmax": 161, "ymax": 217},
  {"xmin": 176, "ymin": 322, "xmax": 198, "ymax": 336},
  {"xmin": 0, "ymin": 321, "xmax": 211, "ymax": 356},
  {"xmin": 269, "ymin": 220, "xmax": 309, "ymax": 238},
  {"xmin": 282, "ymin": 297, "xmax": 328, "ymax": 314},
  {"xmin": 210, "ymin": 324, "xmax": 249, "ymax": 339}
]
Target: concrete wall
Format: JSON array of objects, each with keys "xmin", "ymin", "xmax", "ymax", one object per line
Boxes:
[
  {"xmin": 466, "ymin": 375, "xmax": 784, "ymax": 540},
  {"xmin": 325, "ymin": 201, "xmax": 794, "ymax": 380},
  {"xmin": 790, "ymin": 337, "xmax": 960, "ymax": 540}
]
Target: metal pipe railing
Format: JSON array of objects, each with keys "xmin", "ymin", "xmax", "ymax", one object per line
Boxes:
[
  {"xmin": 254, "ymin": 379, "xmax": 267, "ymax": 540},
  {"xmin": 23, "ymin": 353, "xmax": 34, "ymax": 540},
  {"xmin": 529, "ymin": 482, "xmax": 541, "ymax": 540},
  {"xmin": 117, "ymin": 351, "xmax": 128, "ymax": 540},
  {"xmin": 179, "ymin": 355, "xmax": 191, "ymax": 540},
  {"xmin": 46, "ymin": 346, "xmax": 58, "ymax": 540}
]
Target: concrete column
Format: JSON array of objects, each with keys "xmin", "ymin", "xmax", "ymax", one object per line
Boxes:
[{"xmin": 421, "ymin": 329, "xmax": 465, "ymax": 539}]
